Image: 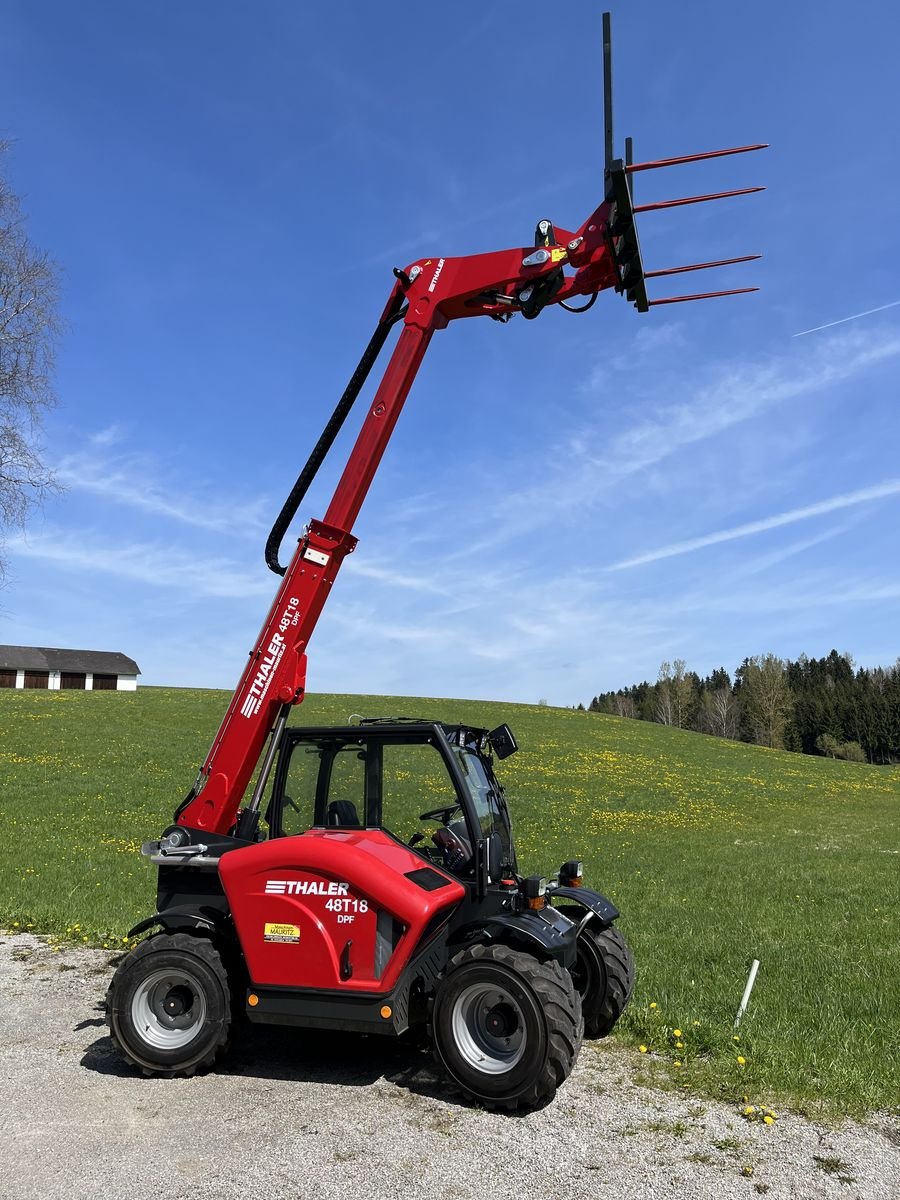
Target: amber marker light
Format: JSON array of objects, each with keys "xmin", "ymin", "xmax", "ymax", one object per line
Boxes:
[
  {"xmin": 248, "ymin": 993, "xmax": 259, "ymax": 1007},
  {"xmin": 380, "ymin": 1005, "xmax": 392, "ymax": 1019},
  {"xmin": 523, "ymin": 876, "xmax": 548, "ymax": 910},
  {"xmin": 560, "ymin": 860, "xmax": 584, "ymax": 887}
]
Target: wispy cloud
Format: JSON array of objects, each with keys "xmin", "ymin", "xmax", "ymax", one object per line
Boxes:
[
  {"xmin": 793, "ymin": 298, "xmax": 900, "ymax": 338},
  {"xmin": 342, "ymin": 556, "xmax": 449, "ymax": 595},
  {"xmin": 729, "ymin": 522, "xmax": 855, "ymax": 577},
  {"xmin": 55, "ymin": 443, "xmax": 269, "ymax": 537},
  {"xmin": 87, "ymin": 425, "xmax": 126, "ymax": 448},
  {"xmin": 8, "ymin": 529, "xmax": 271, "ymax": 599},
  {"xmin": 490, "ymin": 324, "xmax": 900, "ymax": 539},
  {"xmin": 608, "ymin": 479, "xmax": 900, "ymax": 570},
  {"xmin": 592, "ymin": 329, "xmax": 900, "ymax": 480}
]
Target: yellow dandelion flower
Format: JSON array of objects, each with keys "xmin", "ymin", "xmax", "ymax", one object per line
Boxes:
[
  {"xmin": 675, "ymin": 1041, "xmax": 684, "ymax": 1049},
  {"xmin": 639, "ymin": 1045, "xmax": 648, "ymax": 1054},
  {"xmin": 733, "ymin": 1034, "xmax": 741, "ymax": 1042},
  {"xmin": 737, "ymin": 1055, "xmax": 746, "ymax": 1065},
  {"xmin": 673, "ymin": 1060, "xmax": 682, "ymax": 1068},
  {"xmin": 649, "ymin": 1002, "xmax": 657, "ymax": 1009},
  {"xmin": 673, "ymin": 1029, "xmax": 682, "ymax": 1038},
  {"xmin": 763, "ymin": 1115, "xmax": 774, "ymax": 1125}
]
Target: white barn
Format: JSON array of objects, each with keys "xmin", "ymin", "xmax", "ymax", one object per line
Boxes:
[{"xmin": 0, "ymin": 646, "xmax": 140, "ymax": 691}]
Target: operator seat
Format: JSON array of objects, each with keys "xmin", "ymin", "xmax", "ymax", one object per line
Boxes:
[{"xmin": 326, "ymin": 799, "xmax": 361, "ymax": 828}]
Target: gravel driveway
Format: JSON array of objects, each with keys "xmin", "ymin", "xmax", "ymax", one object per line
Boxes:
[{"xmin": 2, "ymin": 932, "xmax": 897, "ymax": 1200}]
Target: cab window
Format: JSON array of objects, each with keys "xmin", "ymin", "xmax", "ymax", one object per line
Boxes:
[
  {"xmin": 323, "ymin": 743, "xmax": 366, "ymax": 828},
  {"xmin": 380, "ymin": 741, "xmax": 459, "ymax": 843},
  {"xmin": 270, "ymin": 741, "xmax": 320, "ymax": 837}
]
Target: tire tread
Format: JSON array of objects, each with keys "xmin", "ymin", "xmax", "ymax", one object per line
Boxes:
[
  {"xmin": 106, "ymin": 931, "xmax": 232, "ymax": 1078},
  {"xmin": 432, "ymin": 942, "xmax": 582, "ymax": 1110}
]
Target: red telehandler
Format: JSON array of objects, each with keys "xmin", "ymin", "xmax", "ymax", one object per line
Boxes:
[{"xmin": 107, "ymin": 14, "xmax": 764, "ymax": 1108}]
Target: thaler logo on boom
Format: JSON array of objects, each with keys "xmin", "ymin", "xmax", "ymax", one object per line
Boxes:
[
  {"xmin": 240, "ymin": 632, "xmax": 286, "ymax": 719},
  {"xmin": 428, "ymin": 258, "xmax": 445, "ymax": 293}
]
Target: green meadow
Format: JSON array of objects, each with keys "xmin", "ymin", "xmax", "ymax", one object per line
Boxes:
[{"xmin": 1, "ymin": 686, "xmax": 897, "ymax": 1117}]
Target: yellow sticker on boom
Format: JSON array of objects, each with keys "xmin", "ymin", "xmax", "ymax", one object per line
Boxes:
[
  {"xmin": 550, "ymin": 247, "xmax": 567, "ymax": 263},
  {"xmin": 264, "ymin": 922, "xmax": 300, "ymax": 944}
]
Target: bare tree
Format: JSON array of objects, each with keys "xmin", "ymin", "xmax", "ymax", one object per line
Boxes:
[
  {"xmin": 713, "ymin": 686, "xmax": 740, "ymax": 738},
  {"xmin": 654, "ymin": 661, "xmax": 674, "ymax": 725},
  {"xmin": 1, "ymin": 142, "xmax": 61, "ymax": 573},
  {"xmin": 700, "ymin": 686, "xmax": 740, "ymax": 739}
]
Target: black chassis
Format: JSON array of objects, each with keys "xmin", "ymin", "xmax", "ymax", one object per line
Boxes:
[{"xmin": 129, "ymin": 720, "xmax": 620, "ymax": 1036}]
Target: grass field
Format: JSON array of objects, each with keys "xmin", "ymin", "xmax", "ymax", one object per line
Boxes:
[{"xmin": 1, "ymin": 686, "xmax": 897, "ymax": 1118}]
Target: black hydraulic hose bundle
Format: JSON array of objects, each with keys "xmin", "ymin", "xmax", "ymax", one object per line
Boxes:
[{"xmin": 264, "ymin": 292, "xmax": 409, "ymax": 575}]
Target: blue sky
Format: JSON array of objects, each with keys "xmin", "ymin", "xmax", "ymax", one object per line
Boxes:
[{"xmin": 1, "ymin": 1, "xmax": 898, "ymax": 705}]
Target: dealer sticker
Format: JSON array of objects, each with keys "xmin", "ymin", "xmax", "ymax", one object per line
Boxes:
[{"xmin": 264, "ymin": 922, "xmax": 301, "ymax": 944}]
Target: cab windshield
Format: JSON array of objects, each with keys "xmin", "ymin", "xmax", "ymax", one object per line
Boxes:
[{"xmin": 449, "ymin": 744, "xmax": 515, "ymax": 869}]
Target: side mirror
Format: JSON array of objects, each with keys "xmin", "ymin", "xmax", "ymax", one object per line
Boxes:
[{"xmin": 488, "ymin": 723, "xmax": 518, "ymax": 760}]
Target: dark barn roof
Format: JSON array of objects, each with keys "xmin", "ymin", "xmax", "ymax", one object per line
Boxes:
[{"xmin": 0, "ymin": 646, "xmax": 140, "ymax": 675}]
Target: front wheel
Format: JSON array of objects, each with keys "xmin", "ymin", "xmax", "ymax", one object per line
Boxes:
[
  {"xmin": 568, "ymin": 920, "xmax": 635, "ymax": 1038},
  {"xmin": 431, "ymin": 943, "xmax": 583, "ymax": 1110},
  {"xmin": 106, "ymin": 931, "xmax": 233, "ymax": 1076}
]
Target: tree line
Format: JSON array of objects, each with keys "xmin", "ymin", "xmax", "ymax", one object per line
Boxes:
[{"xmin": 585, "ymin": 651, "xmax": 900, "ymax": 765}]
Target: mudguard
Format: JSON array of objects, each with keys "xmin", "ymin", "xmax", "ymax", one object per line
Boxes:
[
  {"xmin": 472, "ymin": 906, "xmax": 578, "ymax": 969},
  {"xmin": 549, "ymin": 885, "xmax": 619, "ymax": 928},
  {"xmin": 127, "ymin": 902, "xmax": 229, "ymax": 939}
]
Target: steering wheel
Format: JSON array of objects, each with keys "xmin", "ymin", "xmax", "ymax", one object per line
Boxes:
[
  {"xmin": 418, "ymin": 802, "xmax": 462, "ymax": 824},
  {"xmin": 432, "ymin": 826, "xmax": 472, "ymax": 871}
]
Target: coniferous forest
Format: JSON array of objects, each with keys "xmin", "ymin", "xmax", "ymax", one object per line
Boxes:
[{"xmin": 585, "ymin": 650, "xmax": 900, "ymax": 765}]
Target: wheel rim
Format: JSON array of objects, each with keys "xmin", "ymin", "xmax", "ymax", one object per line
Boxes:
[
  {"xmin": 450, "ymin": 981, "xmax": 527, "ymax": 1074},
  {"xmin": 131, "ymin": 967, "xmax": 208, "ymax": 1050},
  {"xmin": 571, "ymin": 943, "xmax": 594, "ymax": 998}
]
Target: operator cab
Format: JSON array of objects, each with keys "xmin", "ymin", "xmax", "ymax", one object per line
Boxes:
[{"xmin": 264, "ymin": 719, "xmax": 518, "ymax": 881}]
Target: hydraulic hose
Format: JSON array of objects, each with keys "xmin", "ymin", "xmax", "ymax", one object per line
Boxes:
[{"xmin": 264, "ymin": 293, "xmax": 409, "ymax": 575}]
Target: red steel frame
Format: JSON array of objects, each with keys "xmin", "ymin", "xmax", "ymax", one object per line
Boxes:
[
  {"xmin": 177, "ymin": 155, "xmax": 758, "ymax": 836},
  {"xmin": 175, "ymin": 17, "xmax": 765, "ymax": 835},
  {"xmin": 177, "ymin": 213, "xmax": 624, "ymax": 833}
]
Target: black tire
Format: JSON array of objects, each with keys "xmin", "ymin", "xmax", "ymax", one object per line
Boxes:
[
  {"xmin": 431, "ymin": 942, "xmax": 583, "ymax": 1110},
  {"xmin": 566, "ymin": 918, "xmax": 635, "ymax": 1038},
  {"xmin": 106, "ymin": 932, "xmax": 233, "ymax": 1077}
]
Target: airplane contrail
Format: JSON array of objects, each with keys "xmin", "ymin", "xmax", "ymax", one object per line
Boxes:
[
  {"xmin": 793, "ymin": 299, "xmax": 900, "ymax": 337},
  {"xmin": 608, "ymin": 479, "xmax": 900, "ymax": 570}
]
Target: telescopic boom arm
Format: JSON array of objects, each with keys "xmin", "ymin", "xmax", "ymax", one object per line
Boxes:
[{"xmin": 175, "ymin": 14, "xmax": 765, "ymax": 836}]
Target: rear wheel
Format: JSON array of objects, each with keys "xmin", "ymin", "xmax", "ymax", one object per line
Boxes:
[
  {"xmin": 106, "ymin": 932, "xmax": 233, "ymax": 1076},
  {"xmin": 567, "ymin": 919, "xmax": 635, "ymax": 1038},
  {"xmin": 431, "ymin": 943, "xmax": 582, "ymax": 1110}
]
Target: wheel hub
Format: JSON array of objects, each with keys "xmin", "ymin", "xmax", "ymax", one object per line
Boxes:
[
  {"xmin": 161, "ymin": 985, "xmax": 193, "ymax": 1020},
  {"xmin": 451, "ymin": 983, "xmax": 527, "ymax": 1074},
  {"xmin": 484, "ymin": 1002, "xmax": 517, "ymax": 1039},
  {"xmin": 131, "ymin": 968, "xmax": 208, "ymax": 1050}
]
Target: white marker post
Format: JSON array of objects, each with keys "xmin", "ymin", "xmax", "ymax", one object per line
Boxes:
[{"xmin": 734, "ymin": 959, "xmax": 760, "ymax": 1028}]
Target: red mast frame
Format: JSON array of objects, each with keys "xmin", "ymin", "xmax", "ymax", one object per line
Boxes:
[{"xmin": 175, "ymin": 15, "xmax": 765, "ymax": 835}]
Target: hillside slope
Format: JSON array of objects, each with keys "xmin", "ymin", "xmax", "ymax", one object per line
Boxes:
[{"xmin": 1, "ymin": 686, "xmax": 897, "ymax": 1115}]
